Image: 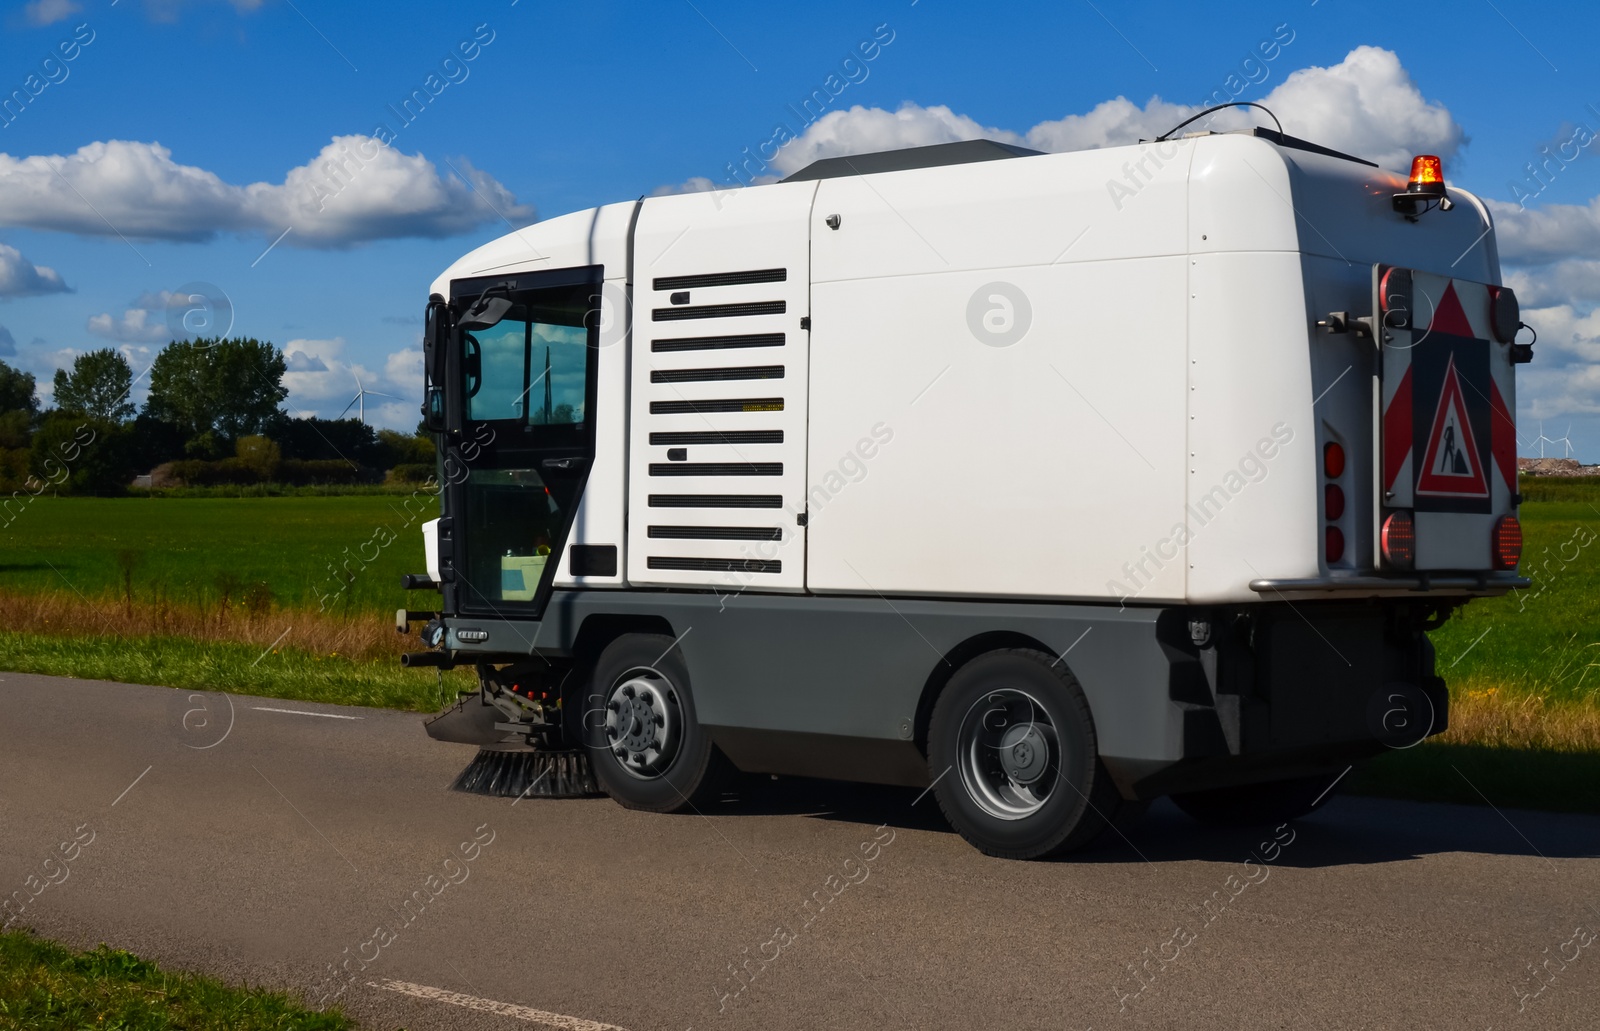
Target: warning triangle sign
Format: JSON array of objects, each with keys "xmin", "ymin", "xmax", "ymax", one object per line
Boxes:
[
  {"xmin": 1417, "ymin": 354, "xmax": 1489, "ymax": 498},
  {"xmin": 1427, "ymin": 282, "xmax": 1476, "ymax": 338}
]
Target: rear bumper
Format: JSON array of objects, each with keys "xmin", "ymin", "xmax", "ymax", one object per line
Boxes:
[{"xmin": 1250, "ymin": 573, "xmax": 1528, "ymax": 596}]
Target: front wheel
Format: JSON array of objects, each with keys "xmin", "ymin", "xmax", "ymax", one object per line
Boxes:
[
  {"xmin": 585, "ymin": 633, "xmax": 728, "ymax": 813},
  {"xmin": 927, "ymin": 649, "xmax": 1132, "ymax": 860}
]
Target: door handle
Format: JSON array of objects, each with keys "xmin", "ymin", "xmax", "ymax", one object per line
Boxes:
[{"xmin": 541, "ymin": 457, "xmax": 586, "ymax": 470}]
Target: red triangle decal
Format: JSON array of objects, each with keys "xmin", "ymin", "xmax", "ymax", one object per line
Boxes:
[
  {"xmin": 1416, "ymin": 354, "xmax": 1489, "ymax": 498},
  {"xmin": 1427, "ymin": 282, "xmax": 1476, "ymax": 338}
]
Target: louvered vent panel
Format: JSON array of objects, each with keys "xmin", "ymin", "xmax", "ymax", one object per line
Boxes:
[{"xmin": 627, "ymin": 185, "xmax": 816, "ymax": 590}]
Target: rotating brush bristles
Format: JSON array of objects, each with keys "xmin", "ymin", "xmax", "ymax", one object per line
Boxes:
[{"xmin": 449, "ymin": 743, "xmax": 602, "ymax": 799}]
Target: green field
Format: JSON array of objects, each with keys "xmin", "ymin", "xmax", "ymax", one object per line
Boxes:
[
  {"xmin": 1, "ymin": 494, "xmax": 434, "ymax": 614},
  {"xmin": 1426, "ymin": 497, "xmax": 1600, "ymax": 706}
]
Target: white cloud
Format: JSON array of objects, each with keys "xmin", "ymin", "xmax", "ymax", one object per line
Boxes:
[
  {"xmin": 1488, "ymin": 197, "xmax": 1600, "ymax": 266},
  {"xmin": 0, "ymin": 137, "xmax": 533, "ymax": 247},
  {"xmin": 0, "ymin": 243, "xmax": 70, "ymax": 298},
  {"xmin": 384, "ymin": 347, "xmax": 423, "ymax": 388},
  {"xmin": 87, "ymin": 306, "xmax": 170, "ymax": 343},
  {"xmin": 23, "ymin": 0, "xmax": 80, "ymax": 27},
  {"xmin": 281, "ymin": 338, "xmax": 415, "ymax": 423},
  {"xmin": 767, "ymin": 47, "xmax": 1463, "ymax": 177}
]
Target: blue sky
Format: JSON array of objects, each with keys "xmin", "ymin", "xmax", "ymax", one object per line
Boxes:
[{"xmin": 1, "ymin": 0, "xmax": 1597, "ymax": 456}]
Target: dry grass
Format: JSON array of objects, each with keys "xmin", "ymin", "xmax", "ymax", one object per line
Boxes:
[
  {"xmin": 0, "ymin": 588, "xmax": 414, "ymax": 663},
  {"xmin": 1438, "ymin": 681, "xmax": 1600, "ymax": 753}
]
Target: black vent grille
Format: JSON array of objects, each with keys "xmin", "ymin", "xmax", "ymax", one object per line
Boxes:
[
  {"xmin": 651, "ymin": 365, "xmax": 783, "ymax": 384},
  {"xmin": 648, "ymin": 557, "xmax": 782, "ymax": 574},
  {"xmin": 653, "ymin": 268, "xmax": 788, "ymax": 291},
  {"xmin": 653, "ymin": 301, "xmax": 786, "ymax": 322},
  {"xmin": 649, "ymin": 462, "xmax": 783, "ymax": 477},
  {"xmin": 648, "ymin": 526, "xmax": 783, "ymax": 541},
  {"xmin": 648, "ymin": 494, "xmax": 783, "ymax": 508},
  {"xmin": 650, "ymin": 398, "xmax": 783, "ymax": 415},
  {"xmin": 649, "ymin": 430, "xmax": 783, "ymax": 446},
  {"xmin": 652, "ymin": 333, "xmax": 785, "ymax": 353}
]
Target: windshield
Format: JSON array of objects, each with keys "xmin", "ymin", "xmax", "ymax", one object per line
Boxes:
[{"xmin": 464, "ymin": 287, "xmax": 592, "ymax": 429}]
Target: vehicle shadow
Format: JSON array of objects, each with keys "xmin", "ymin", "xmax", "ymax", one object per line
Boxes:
[{"xmin": 714, "ymin": 774, "xmax": 1600, "ymax": 867}]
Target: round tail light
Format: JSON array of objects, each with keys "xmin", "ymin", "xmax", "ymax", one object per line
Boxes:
[
  {"xmin": 1323, "ymin": 442, "xmax": 1346, "ymax": 479},
  {"xmin": 1325, "ymin": 526, "xmax": 1346, "ymax": 563},
  {"xmin": 1492, "ymin": 516, "xmax": 1522, "ymax": 570},
  {"xmin": 1324, "ymin": 484, "xmax": 1346, "ymax": 520},
  {"xmin": 1381, "ymin": 512, "xmax": 1415, "ymax": 570}
]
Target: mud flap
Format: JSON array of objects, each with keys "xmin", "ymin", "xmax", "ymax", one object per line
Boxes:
[{"xmin": 424, "ymin": 698, "xmax": 505, "ymax": 744}]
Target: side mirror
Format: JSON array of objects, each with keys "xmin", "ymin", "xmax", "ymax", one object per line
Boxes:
[
  {"xmin": 463, "ymin": 334, "xmax": 482, "ymax": 397},
  {"xmin": 424, "ymin": 294, "xmax": 449, "ymax": 386}
]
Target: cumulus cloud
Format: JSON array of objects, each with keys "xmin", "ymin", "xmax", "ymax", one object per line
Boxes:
[
  {"xmin": 1488, "ymin": 197, "xmax": 1600, "ymax": 266},
  {"xmin": 0, "ymin": 243, "xmax": 70, "ymax": 298},
  {"xmin": 280, "ymin": 338, "xmax": 418, "ymax": 423},
  {"xmin": 0, "ymin": 137, "xmax": 533, "ymax": 247},
  {"xmin": 766, "ymin": 46, "xmax": 1463, "ymax": 177},
  {"xmin": 87, "ymin": 302, "xmax": 171, "ymax": 343},
  {"xmin": 23, "ymin": 0, "xmax": 80, "ymax": 26}
]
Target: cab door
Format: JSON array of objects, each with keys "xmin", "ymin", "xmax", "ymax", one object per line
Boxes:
[{"xmin": 443, "ymin": 265, "xmax": 603, "ymax": 617}]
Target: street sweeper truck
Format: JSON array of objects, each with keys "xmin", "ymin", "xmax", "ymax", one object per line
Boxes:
[{"xmin": 399, "ymin": 114, "xmax": 1532, "ymax": 859}]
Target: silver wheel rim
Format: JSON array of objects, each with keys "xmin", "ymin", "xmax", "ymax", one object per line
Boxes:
[
  {"xmin": 956, "ymin": 688, "xmax": 1059, "ymax": 820},
  {"xmin": 603, "ymin": 667, "xmax": 681, "ymax": 780}
]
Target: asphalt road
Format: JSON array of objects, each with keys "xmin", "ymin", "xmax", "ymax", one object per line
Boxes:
[{"xmin": 2, "ymin": 671, "xmax": 1598, "ymax": 1031}]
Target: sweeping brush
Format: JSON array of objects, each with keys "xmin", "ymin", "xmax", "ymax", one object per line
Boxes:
[{"xmin": 449, "ymin": 743, "xmax": 602, "ymax": 799}]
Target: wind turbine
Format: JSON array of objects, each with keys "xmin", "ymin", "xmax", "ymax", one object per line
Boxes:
[{"xmin": 338, "ymin": 373, "xmax": 398, "ymax": 423}]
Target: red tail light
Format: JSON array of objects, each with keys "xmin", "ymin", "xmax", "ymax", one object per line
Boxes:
[
  {"xmin": 1325, "ymin": 526, "xmax": 1346, "ymax": 564},
  {"xmin": 1408, "ymin": 155, "xmax": 1445, "ymax": 196},
  {"xmin": 1381, "ymin": 512, "xmax": 1415, "ymax": 569},
  {"xmin": 1323, "ymin": 442, "xmax": 1345, "ymax": 478},
  {"xmin": 1324, "ymin": 484, "xmax": 1345, "ymax": 520},
  {"xmin": 1492, "ymin": 516, "xmax": 1522, "ymax": 570}
]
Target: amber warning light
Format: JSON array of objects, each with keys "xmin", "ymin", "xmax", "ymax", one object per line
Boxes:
[{"xmin": 1394, "ymin": 155, "xmax": 1453, "ymax": 216}]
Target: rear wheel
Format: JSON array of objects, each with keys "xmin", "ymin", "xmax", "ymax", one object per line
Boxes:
[
  {"xmin": 928, "ymin": 649, "xmax": 1132, "ymax": 860},
  {"xmin": 1169, "ymin": 772, "xmax": 1344, "ymax": 828},
  {"xmin": 585, "ymin": 633, "xmax": 728, "ymax": 813}
]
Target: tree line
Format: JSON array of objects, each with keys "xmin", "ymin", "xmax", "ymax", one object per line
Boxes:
[{"xmin": 0, "ymin": 337, "xmax": 434, "ymax": 494}]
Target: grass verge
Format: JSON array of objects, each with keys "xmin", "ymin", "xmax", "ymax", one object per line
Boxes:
[
  {"xmin": 0, "ymin": 929, "xmax": 352, "ymax": 1030},
  {"xmin": 0, "ymin": 630, "xmax": 468, "ymax": 712}
]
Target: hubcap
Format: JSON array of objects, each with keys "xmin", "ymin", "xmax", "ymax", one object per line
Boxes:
[
  {"xmin": 602, "ymin": 668, "xmax": 680, "ymax": 779},
  {"xmin": 956, "ymin": 688, "xmax": 1060, "ymax": 820}
]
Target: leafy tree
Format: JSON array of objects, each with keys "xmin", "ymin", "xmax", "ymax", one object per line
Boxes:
[
  {"xmin": 29, "ymin": 413, "xmax": 134, "ymax": 495},
  {"xmin": 144, "ymin": 337, "xmax": 287, "ymax": 446},
  {"xmin": 0, "ymin": 359, "xmax": 37, "ymax": 417},
  {"xmin": 376, "ymin": 427, "xmax": 435, "ymax": 469},
  {"xmin": 128, "ymin": 411, "xmax": 188, "ymax": 472},
  {"xmin": 263, "ymin": 414, "xmax": 378, "ymax": 467},
  {"xmin": 0, "ymin": 359, "xmax": 38, "ymax": 452},
  {"xmin": 52, "ymin": 348, "xmax": 136, "ymax": 421},
  {"xmin": 235, "ymin": 434, "xmax": 282, "ymax": 478}
]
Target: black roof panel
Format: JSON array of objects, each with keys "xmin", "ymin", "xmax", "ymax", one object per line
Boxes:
[{"xmin": 780, "ymin": 139, "xmax": 1043, "ymax": 183}]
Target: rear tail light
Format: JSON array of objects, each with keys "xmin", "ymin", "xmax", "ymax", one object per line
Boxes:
[
  {"xmin": 1492, "ymin": 516, "xmax": 1522, "ymax": 570},
  {"xmin": 1325, "ymin": 526, "xmax": 1346, "ymax": 563},
  {"xmin": 1381, "ymin": 512, "xmax": 1415, "ymax": 569},
  {"xmin": 1324, "ymin": 484, "xmax": 1345, "ymax": 520},
  {"xmin": 1323, "ymin": 442, "xmax": 1345, "ymax": 478}
]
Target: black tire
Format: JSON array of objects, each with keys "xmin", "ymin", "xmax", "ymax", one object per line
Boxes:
[
  {"xmin": 1169, "ymin": 772, "xmax": 1344, "ymax": 828},
  {"xmin": 927, "ymin": 649, "xmax": 1132, "ymax": 860},
  {"xmin": 585, "ymin": 633, "xmax": 729, "ymax": 814}
]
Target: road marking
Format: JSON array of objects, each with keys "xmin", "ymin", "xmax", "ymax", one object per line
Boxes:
[
  {"xmin": 252, "ymin": 707, "xmax": 364, "ymax": 720},
  {"xmin": 367, "ymin": 978, "xmax": 629, "ymax": 1030}
]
